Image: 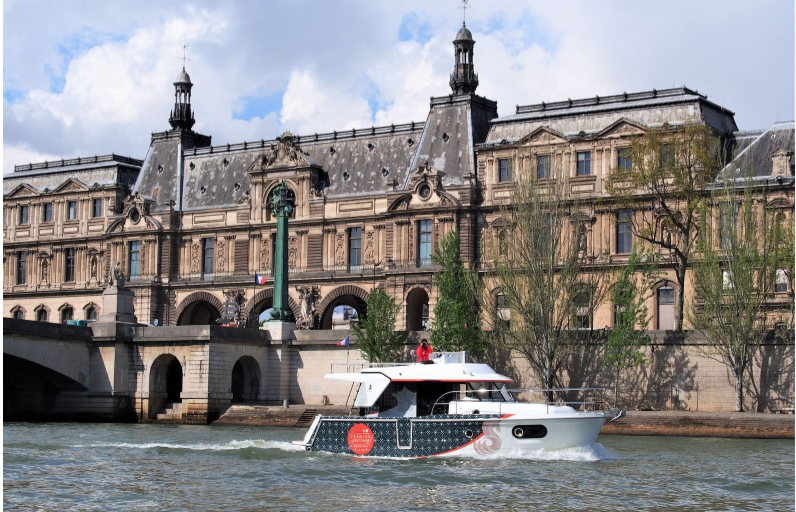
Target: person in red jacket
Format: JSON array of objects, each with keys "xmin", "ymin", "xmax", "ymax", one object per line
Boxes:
[{"xmin": 416, "ymin": 338, "xmax": 433, "ymax": 363}]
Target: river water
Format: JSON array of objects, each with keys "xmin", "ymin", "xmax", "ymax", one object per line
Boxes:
[{"xmin": 3, "ymin": 423, "xmax": 794, "ymax": 511}]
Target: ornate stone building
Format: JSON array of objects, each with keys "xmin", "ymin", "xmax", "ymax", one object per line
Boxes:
[{"xmin": 4, "ymin": 23, "xmax": 794, "ymax": 332}]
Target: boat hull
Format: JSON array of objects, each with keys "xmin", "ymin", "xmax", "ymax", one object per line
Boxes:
[{"xmin": 298, "ymin": 413, "xmax": 610, "ymax": 458}]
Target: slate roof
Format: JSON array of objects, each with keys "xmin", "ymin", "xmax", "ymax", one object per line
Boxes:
[
  {"xmin": 3, "ymin": 154, "xmax": 142, "ymax": 196},
  {"xmin": 486, "ymin": 87, "xmax": 738, "ymax": 143},
  {"xmin": 133, "ymin": 92, "xmax": 498, "ymax": 210},
  {"xmin": 721, "ymin": 121, "xmax": 795, "ymax": 179}
]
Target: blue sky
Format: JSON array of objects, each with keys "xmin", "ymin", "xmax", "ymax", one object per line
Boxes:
[{"xmin": 3, "ymin": 1, "xmax": 794, "ymax": 173}]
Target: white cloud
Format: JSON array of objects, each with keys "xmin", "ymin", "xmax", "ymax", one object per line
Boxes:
[
  {"xmin": 280, "ymin": 68, "xmax": 372, "ymax": 134},
  {"xmin": 2, "ymin": 1, "xmax": 794, "ymax": 174}
]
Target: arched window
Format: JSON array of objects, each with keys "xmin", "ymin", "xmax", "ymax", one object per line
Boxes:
[
  {"xmin": 496, "ymin": 292, "xmax": 510, "ymax": 330},
  {"xmin": 657, "ymin": 286, "xmax": 675, "ymax": 330},
  {"xmin": 37, "ymin": 309, "xmax": 48, "ymax": 322},
  {"xmin": 13, "ymin": 309, "xmax": 24, "ymax": 320},
  {"xmin": 61, "ymin": 307, "xmax": 74, "ymax": 323},
  {"xmin": 86, "ymin": 307, "xmax": 98, "ymax": 320},
  {"xmin": 265, "ymin": 186, "xmax": 296, "ymax": 221}
]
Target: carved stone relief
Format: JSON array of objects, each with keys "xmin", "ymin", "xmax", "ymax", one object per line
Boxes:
[
  {"xmin": 260, "ymin": 236, "xmax": 271, "ymax": 268},
  {"xmin": 217, "ymin": 239, "xmax": 226, "ymax": 272},
  {"xmin": 191, "ymin": 243, "xmax": 201, "ymax": 273},
  {"xmin": 288, "ymin": 236, "xmax": 297, "ymax": 268},
  {"xmin": 335, "ymin": 233, "xmax": 345, "ymax": 266},
  {"xmin": 364, "ymin": 231, "xmax": 374, "ymax": 264}
]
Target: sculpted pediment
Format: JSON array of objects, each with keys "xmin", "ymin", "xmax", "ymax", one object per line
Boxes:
[
  {"xmin": 52, "ymin": 178, "xmax": 89, "ymax": 194},
  {"xmin": 765, "ymin": 197, "xmax": 794, "ymax": 210},
  {"xmin": 5, "ymin": 184, "xmax": 40, "ymax": 199},
  {"xmin": 249, "ymin": 132, "xmax": 318, "ymax": 173},
  {"xmin": 595, "ymin": 119, "xmax": 648, "ymax": 139},
  {"xmin": 519, "ymin": 127, "xmax": 569, "ymax": 146}
]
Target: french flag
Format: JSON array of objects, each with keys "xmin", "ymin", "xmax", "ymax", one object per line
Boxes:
[
  {"xmin": 254, "ymin": 273, "xmax": 267, "ymax": 285},
  {"xmin": 337, "ymin": 336, "xmax": 350, "ymax": 347}
]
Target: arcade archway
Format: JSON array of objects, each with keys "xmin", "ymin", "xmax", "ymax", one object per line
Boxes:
[
  {"xmin": 406, "ymin": 288, "xmax": 430, "ymax": 331},
  {"xmin": 231, "ymin": 356, "xmax": 262, "ymax": 402},
  {"xmin": 317, "ymin": 286, "xmax": 369, "ymax": 330},
  {"xmin": 149, "ymin": 354, "xmax": 183, "ymax": 418},
  {"xmin": 175, "ymin": 292, "xmax": 223, "ymax": 326}
]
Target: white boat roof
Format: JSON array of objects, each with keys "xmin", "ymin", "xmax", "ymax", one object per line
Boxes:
[{"xmin": 326, "ymin": 362, "xmax": 513, "ymax": 384}]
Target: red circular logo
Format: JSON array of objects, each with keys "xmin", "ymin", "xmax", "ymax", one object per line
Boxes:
[{"xmin": 347, "ymin": 423, "xmax": 375, "ymax": 455}]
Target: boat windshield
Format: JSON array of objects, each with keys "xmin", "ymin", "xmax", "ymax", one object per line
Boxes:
[{"xmin": 464, "ymin": 382, "xmax": 515, "ymax": 402}]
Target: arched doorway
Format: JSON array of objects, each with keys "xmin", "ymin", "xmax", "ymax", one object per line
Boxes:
[
  {"xmin": 406, "ymin": 288, "xmax": 429, "ymax": 331},
  {"xmin": 177, "ymin": 301, "xmax": 220, "ymax": 325},
  {"xmin": 231, "ymin": 356, "xmax": 262, "ymax": 403},
  {"xmin": 149, "ymin": 354, "xmax": 183, "ymax": 418}
]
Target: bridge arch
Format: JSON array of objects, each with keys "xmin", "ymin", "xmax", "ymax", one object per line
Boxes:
[
  {"xmin": 148, "ymin": 353, "xmax": 183, "ymax": 418},
  {"xmin": 317, "ymin": 285, "xmax": 369, "ymax": 330},
  {"xmin": 174, "ymin": 292, "xmax": 223, "ymax": 326},
  {"xmin": 240, "ymin": 289, "xmax": 301, "ymax": 328},
  {"xmin": 231, "ymin": 355, "xmax": 261, "ymax": 402}
]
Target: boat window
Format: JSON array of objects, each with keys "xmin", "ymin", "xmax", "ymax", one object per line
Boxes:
[
  {"xmin": 417, "ymin": 382, "xmax": 459, "ymax": 416},
  {"xmin": 353, "ymin": 378, "xmax": 391, "ymax": 408}
]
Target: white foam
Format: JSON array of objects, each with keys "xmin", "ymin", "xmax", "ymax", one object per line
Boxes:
[
  {"xmin": 74, "ymin": 439, "xmax": 304, "ymax": 452},
  {"xmin": 456, "ymin": 443, "xmax": 618, "ymax": 462}
]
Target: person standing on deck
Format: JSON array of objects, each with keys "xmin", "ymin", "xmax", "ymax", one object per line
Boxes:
[{"xmin": 416, "ymin": 339, "xmax": 433, "ymax": 362}]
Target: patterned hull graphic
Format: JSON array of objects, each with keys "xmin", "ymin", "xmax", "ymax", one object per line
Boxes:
[{"xmin": 306, "ymin": 414, "xmax": 506, "ymax": 458}]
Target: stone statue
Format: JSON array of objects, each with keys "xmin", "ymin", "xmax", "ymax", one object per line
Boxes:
[
  {"xmin": 90, "ymin": 257, "xmax": 98, "ymax": 279},
  {"xmin": 41, "ymin": 260, "xmax": 49, "ymax": 282},
  {"xmin": 108, "ymin": 261, "xmax": 126, "ymax": 289},
  {"xmin": 296, "ymin": 286, "xmax": 320, "ymax": 330}
]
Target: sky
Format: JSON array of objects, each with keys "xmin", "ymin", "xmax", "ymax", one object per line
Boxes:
[{"xmin": 3, "ymin": 1, "xmax": 794, "ymax": 174}]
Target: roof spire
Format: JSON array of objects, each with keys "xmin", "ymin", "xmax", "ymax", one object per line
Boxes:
[
  {"xmin": 181, "ymin": 43, "xmax": 190, "ymax": 70},
  {"xmin": 460, "ymin": 0, "xmax": 469, "ymax": 24},
  {"xmin": 169, "ymin": 45, "xmax": 195, "ymax": 131},
  {"xmin": 449, "ymin": 15, "xmax": 478, "ymax": 95}
]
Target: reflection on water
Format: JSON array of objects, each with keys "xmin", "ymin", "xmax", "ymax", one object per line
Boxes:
[{"xmin": 4, "ymin": 423, "xmax": 794, "ymax": 512}]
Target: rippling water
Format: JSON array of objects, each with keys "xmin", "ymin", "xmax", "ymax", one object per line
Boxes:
[{"xmin": 4, "ymin": 423, "xmax": 794, "ymax": 511}]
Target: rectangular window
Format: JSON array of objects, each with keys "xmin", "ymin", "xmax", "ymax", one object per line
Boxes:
[
  {"xmin": 17, "ymin": 252, "xmax": 27, "ymax": 285},
  {"xmin": 537, "ymin": 155, "xmax": 551, "ymax": 179},
  {"xmin": 496, "ymin": 293, "xmax": 511, "ymax": 330},
  {"xmin": 616, "ymin": 209, "xmax": 633, "ymax": 254},
  {"xmin": 348, "ymin": 227, "xmax": 362, "ymax": 271},
  {"xmin": 129, "ymin": 241, "xmax": 141, "ymax": 276},
  {"xmin": 498, "ymin": 158, "xmax": 512, "ymax": 183},
  {"xmin": 576, "ymin": 151, "xmax": 591, "ymax": 176},
  {"xmin": 719, "ymin": 202, "xmax": 738, "ymax": 249},
  {"xmin": 418, "ymin": 219, "xmax": 433, "ymax": 267},
  {"xmin": 540, "ymin": 213, "xmax": 551, "ymax": 254},
  {"xmin": 776, "ymin": 269, "xmax": 788, "ymax": 293},
  {"xmin": 42, "ymin": 203, "xmax": 53, "ymax": 222},
  {"xmin": 660, "ymin": 144, "xmax": 675, "ymax": 168},
  {"xmin": 19, "ymin": 205, "xmax": 29, "ymax": 225},
  {"xmin": 202, "ymin": 238, "xmax": 215, "ymax": 276},
  {"xmin": 617, "ymin": 148, "xmax": 632, "ymax": 170},
  {"xmin": 722, "ymin": 270, "xmax": 733, "ymax": 290},
  {"xmin": 92, "ymin": 198, "xmax": 103, "ymax": 218},
  {"xmin": 65, "ymin": 248, "xmax": 75, "ymax": 282},
  {"xmin": 67, "ymin": 201, "xmax": 78, "ymax": 220}
]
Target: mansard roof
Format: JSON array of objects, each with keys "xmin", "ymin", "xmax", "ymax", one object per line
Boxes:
[
  {"xmin": 721, "ymin": 121, "xmax": 795, "ymax": 180},
  {"xmin": 3, "ymin": 154, "xmax": 142, "ymax": 197},
  {"xmin": 133, "ymin": 92, "xmax": 498, "ymax": 210},
  {"xmin": 486, "ymin": 87, "xmax": 738, "ymax": 144}
]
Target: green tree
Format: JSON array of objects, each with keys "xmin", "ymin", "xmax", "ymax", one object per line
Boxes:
[
  {"xmin": 603, "ymin": 250, "xmax": 659, "ymax": 407},
  {"xmin": 687, "ymin": 177, "xmax": 786, "ymax": 411},
  {"xmin": 488, "ymin": 160, "xmax": 610, "ymax": 397},
  {"xmin": 606, "ymin": 123, "xmax": 725, "ymax": 331},
  {"xmin": 430, "ymin": 230, "xmax": 485, "ymax": 357},
  {"xmin": 352, "ymin": 288, "xmax": 403, "ymax": 363}
]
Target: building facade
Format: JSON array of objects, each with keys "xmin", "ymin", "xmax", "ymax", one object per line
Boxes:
[{"xmin": 4, "ymin": 23, "xmax": 794, "ymax": 333}]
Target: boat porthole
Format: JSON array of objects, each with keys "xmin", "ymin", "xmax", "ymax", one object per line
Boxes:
[
  {"xmin": 464, "ymin": 429, "xmax": 474, "ymax": 439},
  {"xmin": 472, "ymin": 409, "xmax": 480, "ymax": 415},
  {"xmin": 513, "ymin": 427, "xmax": 524, "ymax": 438}
]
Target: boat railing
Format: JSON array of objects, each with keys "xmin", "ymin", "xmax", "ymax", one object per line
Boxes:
[
  {"xmin": 432, "ymin": 387, "xmax": 614, "ymax": 416},
  {"xmin": 330, "ymin": 361, "xmax": 413, "ymax": 374}
]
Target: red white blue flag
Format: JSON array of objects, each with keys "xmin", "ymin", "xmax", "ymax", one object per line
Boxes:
[
  {"xmin": 254, "ymin": 273, "xmax": 267, "ymax": 285},
  {"xmin": 337, "ymin": 336, "xmax": 350, "ymax": 346}
]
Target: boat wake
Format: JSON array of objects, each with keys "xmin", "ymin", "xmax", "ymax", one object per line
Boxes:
[
  {"xmin": 75, "ymin": 439, "xmax": 304, "ymax": 452},
  {"xmin": 460, "ymin": 443, "xmax": 617, "ymax": 462}
]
